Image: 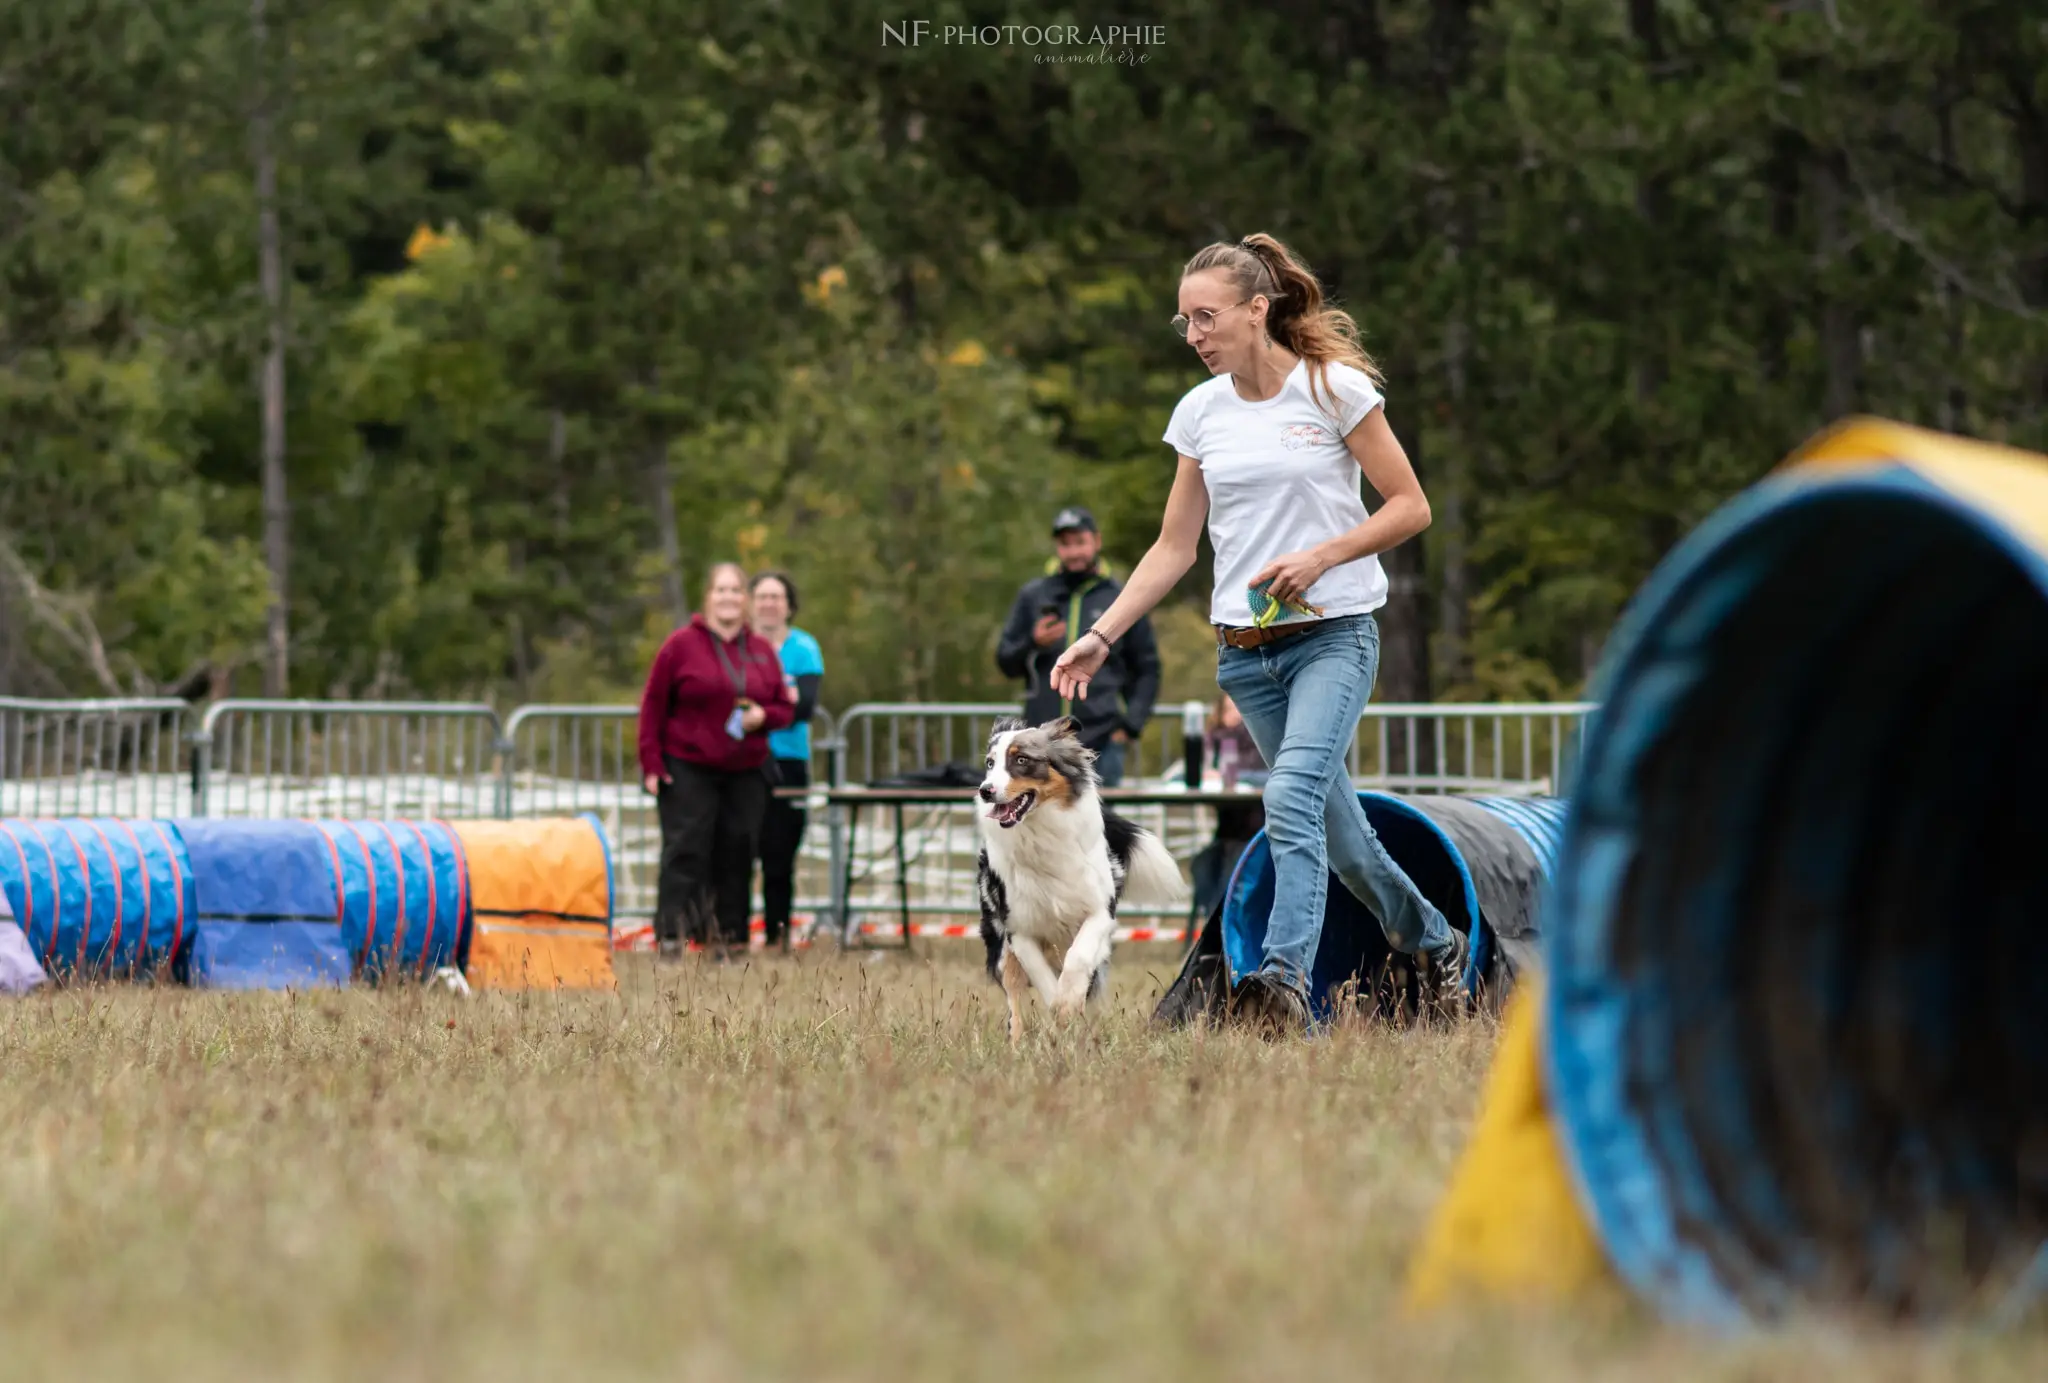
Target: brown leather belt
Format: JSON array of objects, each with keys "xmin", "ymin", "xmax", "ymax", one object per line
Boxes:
[{"xmin": 1215, "ymin": 622, "xmax": 1315, "ymax": 651}]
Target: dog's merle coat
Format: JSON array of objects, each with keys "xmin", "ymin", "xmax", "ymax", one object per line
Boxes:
[
  {"xmin": 978, "ymin": 809, "xmax": 1151, "ymax": 997},
  {"xmin": 972, "ymin": 716, "xmax": 1186, "ymax": 1042}
]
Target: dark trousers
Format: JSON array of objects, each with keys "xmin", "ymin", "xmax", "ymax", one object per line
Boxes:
[
  {"xmin": 757, "ymin": 757, "xmax": 809, "ymax": 947},
  {"xmin": 655, "ymin": 757, "xmax": 768, "ymax": 950}
]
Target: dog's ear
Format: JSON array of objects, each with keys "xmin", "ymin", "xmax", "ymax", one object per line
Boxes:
[
  {"xmin": 988, "ymin": 716, "xmax": 1026, "ymax": 741},
  {"xmin": 1044, "ymin": 730, "xmax": 1099, "ymax": 779},
  {"xmin": 1044, "ymin": 715, "xmax": 1082, "ymax": 742}
]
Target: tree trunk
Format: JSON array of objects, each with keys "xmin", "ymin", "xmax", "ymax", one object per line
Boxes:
[
  {"xmin": 549, "ymin": 409, "xmax": 571, "ymax": 545},
  {"xmin": 1328, "ymin": 0, "xmax": 1386, "ymax": 79},
  {"xmin": 252, "ymin": 0, "xmax": 289, "ymax": 696},
  {"xmin": 1935, "ymin": 86, "xmax": 1966, "ymax": 433},
  {"xmin": 1812, "ymin": 151, "xmax": 1861, "ymax": 422},
  {"xmin": 1417, "ymin": 0, "xmax": 1472, "ymax": 711},
  {"xmin": 881, "ymin": 102, "xmax": 920, "ymax": 332},
  {"xmin": 2009, "ymin": 60, "xmax": 2048, "ymax": 432},
  {"xmin": 1762, "ymin": 130, "xmax": 1802, "ymax": 386},
  {"xmin": 1632, "ymin": 169, "xmax": 1669, "ymax": 405},
  {"xmin": 646, "ymin": 434, "xmax": 686, "ymax": 628},
  {"xmin": 534, "ymin": 406, "xmax": 569, "ymax": 666},
  {"xmin": 507, "ymin": 536, "xmax": 530, "ymax": 690},
  {"xmin": 0, "ymin": 597, "xmax": 16, "ymax": 695},
  {"xmin": 1580, "ymin": 630, "xmax": 1604, "ymax": 685},
  {"xmin": 1378, "ymin": 535, "xmax": 1436, "ymax": 782},
  {"xmin": 1378, "ymin": 414, "xmax": 1434, "ymax": 708},
  {"xmin": 1435, "ymin": 262, "xmax": 1470, "ymax": 690},
  {"xmin": 1629, "ymin": 0, "xmax": 1667, "ymax": 404},
  {"xmin": 1427, "ymin": 0, "xmax": 1471, "ymax": 81}
]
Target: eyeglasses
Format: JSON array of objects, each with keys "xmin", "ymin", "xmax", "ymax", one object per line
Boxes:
[{"xmin": 1170, "ymin": 299, "xmax": 1251, "ymax": 338}]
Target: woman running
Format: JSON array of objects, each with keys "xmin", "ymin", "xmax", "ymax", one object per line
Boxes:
[{"xmin": 1051, "ymin": 233, "xmax": 1462, "ymax": 1036}]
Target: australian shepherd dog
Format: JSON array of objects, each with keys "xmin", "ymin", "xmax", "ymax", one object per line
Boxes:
[{"xmin": 975, "ymin": 716, "xmax": 1187, "ymax": 1045}]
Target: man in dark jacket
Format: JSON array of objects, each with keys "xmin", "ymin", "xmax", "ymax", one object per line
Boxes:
[{"xmin": 995, "ymin": 506, "xmax": 1162, "ymax": 786}]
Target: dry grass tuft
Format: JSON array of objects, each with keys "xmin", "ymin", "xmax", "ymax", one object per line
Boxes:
[{"xmin": 2, "ymin": 952, "xmax": 2043, "ymax": 1381}]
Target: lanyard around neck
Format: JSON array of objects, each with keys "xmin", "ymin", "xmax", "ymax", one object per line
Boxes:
[{"xmin": 708, "ymin": 628, "xmax": 748, "ymax": 698}]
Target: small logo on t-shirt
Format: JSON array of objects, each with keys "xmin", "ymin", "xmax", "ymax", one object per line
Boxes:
[{"xmin": 1280, "ymin": 423, "xmax": 1329, "ymax": 451}]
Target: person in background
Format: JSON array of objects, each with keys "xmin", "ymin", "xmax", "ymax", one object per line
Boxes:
[
  {"xmin": 748, "ymin": 570, "xmax": 823, "ymax": 951},
  {"xmin": 994, "ymin": 505, "xmax": 1162, "ymax": 786},
  {"xmin": 1208, "ymin": 691, "xmax": 1267, "ymax": 793},
  {"xmin": 639, "ymin": 563, "xmax": 794, "ymax": 961},
  {"xmin": 1192, "ymin": 693, "xmax": 1268, "ymax": 917}
]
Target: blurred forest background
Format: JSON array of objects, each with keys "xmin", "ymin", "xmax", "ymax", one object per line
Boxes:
[{"xmin": 4, "ymin": 1, "xmax": 2045, "ymax": 711}]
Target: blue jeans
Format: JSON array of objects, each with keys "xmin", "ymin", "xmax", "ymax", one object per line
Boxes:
[
  {"xmin": 1216, "ymin": 614, "xmax": 1453, "ymax": 992},
  {"xmin": 1093, "ymin": 738, "xmax": 1126, "ymax": 788}
]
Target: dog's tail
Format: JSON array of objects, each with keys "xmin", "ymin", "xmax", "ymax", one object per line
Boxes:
[{"xmin": 1121, "ymin": 827, "xmax": 1190, "ymax": 909}]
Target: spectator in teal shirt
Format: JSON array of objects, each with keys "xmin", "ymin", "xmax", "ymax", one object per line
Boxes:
[{"xmin": 749, "ymin": 571, "xmax": 824, "ymax": 950}]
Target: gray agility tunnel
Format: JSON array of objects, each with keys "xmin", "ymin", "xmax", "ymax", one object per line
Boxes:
[{"xmin": 1155, "ymin": 791, "xmax": 1567, "ymax": 1027}]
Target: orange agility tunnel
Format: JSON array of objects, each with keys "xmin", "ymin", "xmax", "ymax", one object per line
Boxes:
[{"xmin": 449, "ymin": 814, "xmax": 616, "ymax": 990}]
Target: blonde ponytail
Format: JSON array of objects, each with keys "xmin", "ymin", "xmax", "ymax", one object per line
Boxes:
[{"xmin": 1182, "ymin": 234, "xmax": 1382, "ymax": 417}]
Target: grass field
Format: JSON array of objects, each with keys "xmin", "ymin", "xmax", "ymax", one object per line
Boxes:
[{"xmin": 3, "ymin": 953, "xmax": 2044, "ymax": 1382}]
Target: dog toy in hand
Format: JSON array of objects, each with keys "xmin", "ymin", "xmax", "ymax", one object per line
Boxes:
[{"xmin": 1247, "ymin": 579, "xmax": 1324, "ymax": 629}]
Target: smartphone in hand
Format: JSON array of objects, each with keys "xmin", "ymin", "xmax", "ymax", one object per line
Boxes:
[{"xmin": 725, "ymin": 698, "xmax": 754, "ymax": 740}]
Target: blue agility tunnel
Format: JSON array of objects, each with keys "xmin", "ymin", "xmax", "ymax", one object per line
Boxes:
[
  {"xmin": 310, "ymin": 819, "xmax": 468, "ymax": 980},
  {"xmin": 1153, "ymin": 792, "xmax": 1567, "ymax": 1027},
  {"xmin": 180, "ymin": 819, "xmax": 467, "ymax": 989},
  {"xmin": 0, "ymin": 818, "xmax": 195, "ymax": 979},
  {"xmin": 181, "ymin": 820, "xmax": 350, "ymax": 987},
  {"xmin": 1542, "ymin": 419, "xmax": 2048, "ymax": 1326}
]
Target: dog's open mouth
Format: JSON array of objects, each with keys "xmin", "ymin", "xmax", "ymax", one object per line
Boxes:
[{"xmin": 989, "ymin": 790, "xmax": 1037, "ymax": 829}]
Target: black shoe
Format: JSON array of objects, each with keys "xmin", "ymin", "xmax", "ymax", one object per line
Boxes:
[
  {"xmin": 1228, "ymin": 970, "xmax": 1310, "ymax": 1040},
  {"xmin": 1420, "ymin": 930, "xmax": 1470, "ymax": 1026}
]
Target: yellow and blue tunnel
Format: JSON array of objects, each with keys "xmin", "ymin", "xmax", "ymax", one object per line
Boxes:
[{"xmin": 1410, "ymin": 418, "xmax": 2048, "ymax": 1328}]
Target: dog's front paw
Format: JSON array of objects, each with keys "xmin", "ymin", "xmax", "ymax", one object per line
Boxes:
[
  {"xmin": 1050, "ymin": 990, "xmax": 1087, "ymax": 1020},
  {"xmin": 1053, "ymin": 970, "xmax": 1093, "ymax": 1010}
]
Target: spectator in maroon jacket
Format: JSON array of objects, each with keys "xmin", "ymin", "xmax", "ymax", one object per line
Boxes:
[{"xmin": 639, "ymin": 562, "xmax": 795, "ymax": 960}]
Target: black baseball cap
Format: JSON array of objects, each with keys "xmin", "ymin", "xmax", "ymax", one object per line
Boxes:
[{"xmin": 1051, "ymin": 506, "xmax": 1097, "ymax": 536}]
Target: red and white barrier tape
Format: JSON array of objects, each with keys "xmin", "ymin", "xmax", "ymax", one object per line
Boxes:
[
  {"xmin": 612, "ymin": 916, "xmax": 1192, "ymax": 951},
  {"xmin": 854, "ymin": 922, "xmax": 1192, "ymax": 943}
]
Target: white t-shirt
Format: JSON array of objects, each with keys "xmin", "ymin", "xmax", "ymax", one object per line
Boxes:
[{"xmin": 1162, "ymin": 358, "xmax": 1391, "ymax": 627}]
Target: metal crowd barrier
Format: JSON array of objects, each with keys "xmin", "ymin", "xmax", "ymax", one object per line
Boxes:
[
  {"xmin": 833, "ymin": 700, "xmax": 1595, "ymax": 796},
  {"xmin": 0, "ymin": 695, "xmax": 1596, "ymax": 937},
  {"xmin": 497, "ymin": 704, "xmax": 841, "ymax": 924},
  {"xmin": 192, "ymin": 700, "xmax": 502, "ymax": 819},
  {"xmin": 820, "ymin": 789, "xmax": 1213, "ymax": 937},
  {"xmin": 833, "ymin": 701, "xmax": 1186, "ymax": 786},
  {"xmin": 1350, "ymin": 702, "xmax": 1595, "ymax": 797},
  {"xmin": 0, "ymin": 697, "xmax": 192, "ymax": 818}
]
